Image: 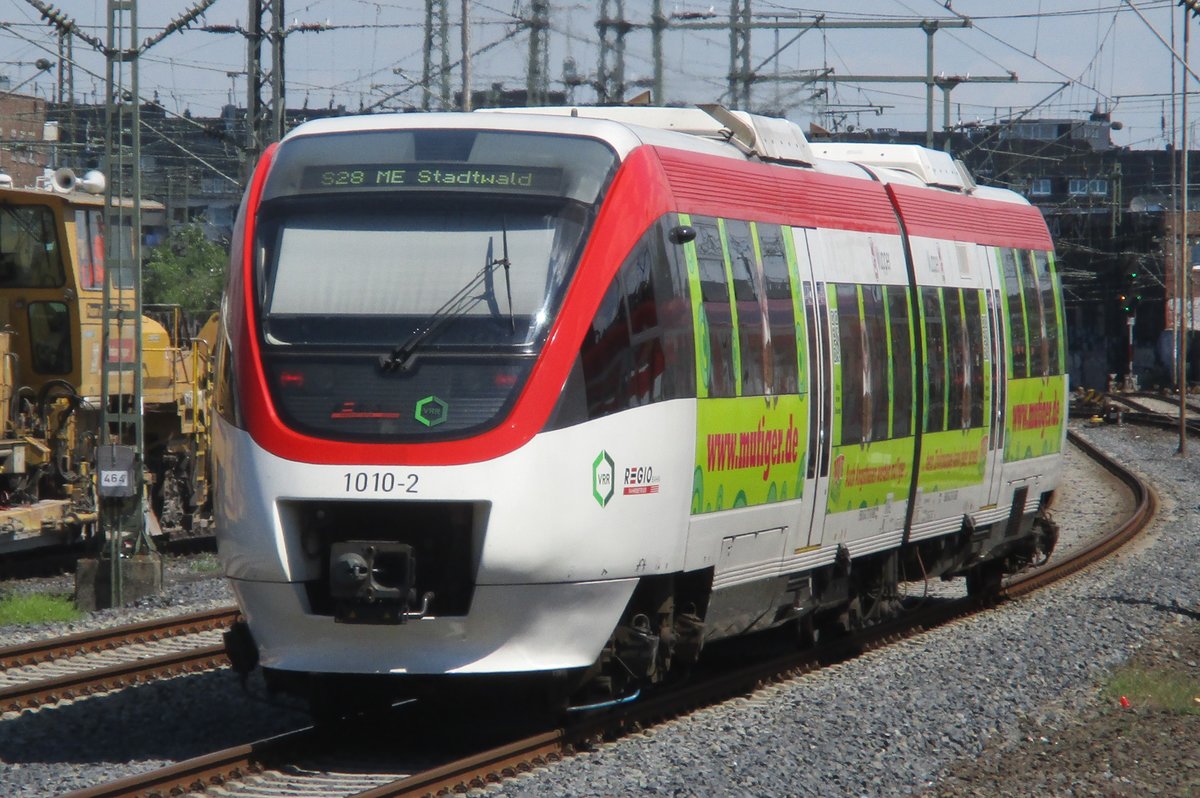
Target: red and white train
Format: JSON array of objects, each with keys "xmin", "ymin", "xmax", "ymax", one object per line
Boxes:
[{"xmin": 214, "ymin": 105, "xmax": 1065, "ymax": 711}]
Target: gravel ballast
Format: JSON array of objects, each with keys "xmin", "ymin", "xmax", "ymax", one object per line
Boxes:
[
  {"xmin": 478, "ymin": 424, "xmax": 1200, "ymax": 797},
  {"xmin": 0, "ymin": 557, "xmax": 311, "ymax": 797},
  {"xmin": 0, "ymin": 424, "xmax": 1196, "ymax": 797}
]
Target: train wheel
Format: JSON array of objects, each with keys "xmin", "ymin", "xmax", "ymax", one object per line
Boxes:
[
  {"xmin": 796, "ymin": 614, "xmax": 818, "ymax": 648},
  {"xmin": 965, "ymin": 560, "xmax": 1004, "ymax": 597}
]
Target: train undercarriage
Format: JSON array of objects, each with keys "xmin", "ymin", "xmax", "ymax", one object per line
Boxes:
[{"xmin": 226, "ymin": 491, "xmax": 1059, "ymax": 719}]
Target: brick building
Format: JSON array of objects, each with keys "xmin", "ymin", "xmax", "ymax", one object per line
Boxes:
[{"xmin": 0, "ymin": 93, "xmax": 48, "ymax": 187}]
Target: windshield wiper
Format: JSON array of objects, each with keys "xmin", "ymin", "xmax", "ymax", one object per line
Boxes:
[
  {"xmin": 378, "ymin": 219, "xmax": 515, "ymax": 372},
  {"xmin": 491, "ymin": 216, "xmax": 515, "ymax": 334}
]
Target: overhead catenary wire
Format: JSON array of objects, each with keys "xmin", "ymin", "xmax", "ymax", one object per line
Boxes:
[{"xmin": 0, "ymin": 1, "xmax": 1185, "ymax": 152}]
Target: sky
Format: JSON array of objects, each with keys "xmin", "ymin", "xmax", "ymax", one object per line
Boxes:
[{"xmin": 0, "ymin": 0, "xmax": 1194, "ymax": 150}]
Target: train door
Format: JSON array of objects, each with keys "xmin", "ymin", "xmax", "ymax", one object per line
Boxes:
[
  {"xmin": 803, "ymin": 226, "xmax": 913, "ymax": 551},
  {"xmin": 679, "ymin": 215, "xmax": 819, "ymax": 585},
  {"xmin": 786, "ymin": 228, "xmax": 830, "ymax": 555},
  {"xmin": 981, "ymin": 248, "xmax": 1007, "ymax": 506}
]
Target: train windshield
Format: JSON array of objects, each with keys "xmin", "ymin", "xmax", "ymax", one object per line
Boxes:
[
  {"xmin": 254, "ymin": 128, "xmax": 618, "ymax": 442},
  {"xmin": 0, "ymin": 204, "xmax": 65, "ymax": 288},
  {"xmin": 261, "ymin": 197, "xmax": 586, "ymax": 349}
]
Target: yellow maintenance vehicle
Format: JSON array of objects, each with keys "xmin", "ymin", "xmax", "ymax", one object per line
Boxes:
[{"xmin": 0, "ymin": 169, "xmax": 215, "ymax": 555}]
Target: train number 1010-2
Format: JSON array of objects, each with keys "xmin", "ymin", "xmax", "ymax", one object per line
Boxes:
[{"xmin": 342, "ymin": 471, "xmax": 419, "ymax": 494}]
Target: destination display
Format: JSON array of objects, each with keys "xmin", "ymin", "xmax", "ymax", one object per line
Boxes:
[{"xmin": 301, "ymin": 163, "xmax": 563, "ymax": 193}]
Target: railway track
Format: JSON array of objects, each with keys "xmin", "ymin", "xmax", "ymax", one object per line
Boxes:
[
  {"xmin": 54, "ymin": 428, "xmax": 1158, "ymax": 798},
  {"xmin": 0, "ymin": 533, "xmax": 217, "ymax": 581},
  {"xmin": 1108, "ymin": 391, "xmax": 1200, "ymax": 428},
  {"xmin": 0, "ymin": 607, "xmax": 236, "ymax": 714}
]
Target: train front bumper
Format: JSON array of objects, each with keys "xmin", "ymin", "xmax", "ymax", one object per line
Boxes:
[{"xmin": 229, "ymin": 576, "xmax": 638, "ymax": 675}]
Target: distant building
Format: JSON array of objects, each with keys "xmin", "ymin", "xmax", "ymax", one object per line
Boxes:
[
  {"xmin": 997, "ymin": 114, "xmax": 1115, "ymax": 152},
  {"xmin": 811, "ymin": 112, "xmax": 1189, "ymax": 390},
  {"xmin": 0, "ymin": 93, "xmax": 48, "ymax": 187}
]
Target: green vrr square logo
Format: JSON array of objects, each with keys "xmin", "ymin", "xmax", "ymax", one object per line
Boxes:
[
  {"xmin": 592, "ymin": 450, "xmax": 615, "ymax": 507},
  {"xmin": 415, "ymin": 395, "xmax": 448, "ymax": 427}
]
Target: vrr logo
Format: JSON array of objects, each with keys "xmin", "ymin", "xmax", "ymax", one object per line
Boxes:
[
  {"xmin": 592, "ymin": 450, "xmax": 615, "ymax": 507},
  {"xmin": 415, "ymin": 395, "xmax": 448, "ymax": 427}
]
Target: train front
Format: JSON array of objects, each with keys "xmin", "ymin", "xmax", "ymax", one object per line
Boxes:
[{"xmin": 213, "ymin": 114, "xmax": 690, "ymax": 706}]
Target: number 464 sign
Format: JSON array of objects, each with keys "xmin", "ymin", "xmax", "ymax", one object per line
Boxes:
[
  {"xmin": 100, "ymin": 471, "xmax": 129, "ymax": 487},
  {"xmin": 97, "ymin": 445, "xmax": 137, "ymax": 499}
]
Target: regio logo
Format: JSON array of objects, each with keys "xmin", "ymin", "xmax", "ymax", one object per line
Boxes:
[{"xmin": 592, "ymin": 450, "xmax": 615, "ymax": 507}]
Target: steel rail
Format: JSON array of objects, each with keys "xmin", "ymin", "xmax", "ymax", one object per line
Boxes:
[
  {"xmin": 0, "ymin": 643, "xmax": 228, "ymax": 713},
  {"xmin": 0, "ymin": 606, "xmax": 238, "ymax": 670},
  {"xmin": 0, "ymin": 607, "xmax": 237, "ymax": 713},
  {"xmin": 60, "ymin": 727, "xmax": 316, "ymax": 798},
  {"xmin": 1103, "ymin": 394, "xmax": 1200, "ymax": 438},
  {"xmin": 1004, "ymin": 430, "xmax": 1157, "ymax": 596},
  {"xmin": 57, "ymin": 432, "xmax": 1157, "ymax": 798}
]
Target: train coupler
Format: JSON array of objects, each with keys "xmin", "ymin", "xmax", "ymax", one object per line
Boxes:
[{"xmin": 329, "ymin": 540, "xmax": 434, "ymax": 624}]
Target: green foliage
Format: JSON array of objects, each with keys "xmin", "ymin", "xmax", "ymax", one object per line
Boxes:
[
  {"xmin": 144, "ymin": 225, "xmax": 228, "ymax": 315},
  {"xmin": 188, "ymin": 552, "xmax": 222, "ymax": 574},
  {"xmin": 0, "ymin": 592, "xmax": 82, "ymax": 626},
  {"xmin": 1106, "ymin": 665, "xmax": 1200, "ymax": 715}
]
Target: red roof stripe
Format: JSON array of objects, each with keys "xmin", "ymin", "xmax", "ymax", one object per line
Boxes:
[
  {"xmin": 654, "ymin": 147, "xmax": 900, "ymax": 234},
  {"xmin": 886, "ymin": 183, "xmax": 1052, "ymax": 250}
]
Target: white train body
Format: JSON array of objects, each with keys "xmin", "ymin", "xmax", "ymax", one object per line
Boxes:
[{"xmin": 215, "ymin": 107, "xmax": 1065, "ymax": 705}]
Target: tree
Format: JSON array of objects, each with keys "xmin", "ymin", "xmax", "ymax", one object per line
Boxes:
[{"xmin": 143, "ymin": 225, "xmax": 227, "ymax": 316}]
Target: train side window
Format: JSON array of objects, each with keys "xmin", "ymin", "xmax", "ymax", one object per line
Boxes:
[
  {"xmin": 574, "ymin": 220, "xmax": 696, "ymax": 423},
  {"xmin": 725, "ymin": 219, "xmax": 764, "ymax": 396},
  {"xmin": 625, "ymin": 242, "xmax": 658, "ymax": 336},
  {"xmin": 886, "ymin": 286, "xmax": 913, "ymax": 439},
  {"xmin": 757, "ymin": 223, "xmax": 799, "ymax": 394},
  {"xmin": 581, "ymin": 274, "xmax": 632, "ymax": 417},
  {"xmin": 214, "ymin": 332, "xmax": 242, "ymax": 427},
  {"xmin": 652, "ymin": 218, "xmax": 700, "ymax": 400},
  {"xmin": 964, "ymin": 289, "xmax": 986, "ymax": 428},
  {"xmin": 1033, "ymin": 250, "xmax": 1062, "ymax": 375},
  {"xmin": 1020, "ymin": 249, "xmax": 1050, "ymax": 377},
  {"xmin": 692, "ymin": 216, "xmax": 737, "ymax": 397},
  {"xmin": 861, "ymin": 284, "xmax": 889, "ymax": 441},
  {"xmin": 653, "ymin": 219, "xmax": 695, "ymax": 400},
  {"xmin": 620, "ymin": 242, "xmax": 661, "ymax": 407},
  {"xmin": 28, "ymin": 301, "xmax": 72, "ymax": 375},
  {"xmin": 999, "ymin": 248, "xmax": 1029, "ymax": 379},
  {"xmin": 944, "ymin": 288, "xmax": 968, "ymax": 431},
  {"xmin": 74, "ymin": 209, "xmax": 106, "ymax": 290},
  {"xmin": 922, "ymin": 286, "xmax": 947, "ymax": 433},
  {"xmin": 835, "ymin": 283, "xmax": 865, "ymax": 445}
]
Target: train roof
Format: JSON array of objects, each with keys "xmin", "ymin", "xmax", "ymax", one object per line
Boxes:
[
  {"xmin": 281, "ymin": 106, "xmax": 1032, "ymax": 209},
  {"xmin": 0, "ymin": 182, "xmax": 163, "ymax": 210}
]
